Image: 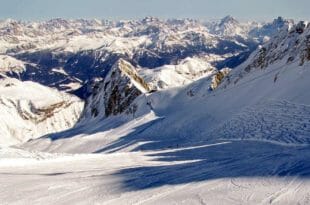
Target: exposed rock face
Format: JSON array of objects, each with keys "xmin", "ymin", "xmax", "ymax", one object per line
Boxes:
[
  {"xmin": 245, "ymin": 47, "xmax": 267, "ymax": 71},
  {"xmin": 219, "ymin": 21, "xmax": 310, "ymax": 89},
  {"xmin": 245, "ymin": 21, "xmax": 310, "ymax": 72},
  {"xmin": 0, "ymin": 77, "xmax": 84, "ymax": 146},
  {"xmin": 81, "ymin": 59, "xmax": 151, "ymax": 120},
  {"xmin": 210, "ymin": 68, "xmax": 231, "ymax": 90}
]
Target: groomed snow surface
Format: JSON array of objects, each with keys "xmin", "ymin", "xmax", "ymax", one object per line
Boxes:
[
  {"xmin": 1, "ymin": 60, "xmax": 310, "ymax": 204},
  {"xmin": 1, "ymin": 142, "xmax": 310, "ymax": 205}
]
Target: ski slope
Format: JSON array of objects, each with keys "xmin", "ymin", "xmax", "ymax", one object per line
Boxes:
[
  {"xmin": 1, "ymin": 21, "xmax": 310, "ymax": 204},
  {"xmin": 1, "ymin": 141, "xmax": 310, "ymax": 205},
  {"xmin": 23, "ymin": 59, "xmax": 310, "ymax": 153},
  {"xmin": 1, "ymin": 59, "xmax": 305, "ymax": 204}
]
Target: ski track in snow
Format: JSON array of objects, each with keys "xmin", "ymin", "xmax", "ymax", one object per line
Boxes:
[
  {"xmin": 1, "ymin": 141, "xmax": 310, "ymax": 205},
  {"xmin": 210, "ymin": 100, "xmax": 310, "ymax": 145},
  {"xmin": 2, "ymin": 63, "xmax": 310, "ymax": 204},
  {"xmin": 1, "ymin": 17, "xmax": 310, "ymax": 205}
]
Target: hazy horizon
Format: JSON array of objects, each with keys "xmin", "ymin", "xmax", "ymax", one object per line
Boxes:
[{"xmin": 0, "ymin": 0, "xmax": 309, "ymax": 22}]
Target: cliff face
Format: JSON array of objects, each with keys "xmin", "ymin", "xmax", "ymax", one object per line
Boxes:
[
  {"xmin": 210, "ymin": 68, "xmax": 231, "ymax": 90},
  {"xmin": 81, "ymin": 59, "xmax": 151, "ymax": 121}
]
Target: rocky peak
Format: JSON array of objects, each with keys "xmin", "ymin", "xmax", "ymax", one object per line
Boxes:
[
  {"xmin": 81, "ymin": 59, "xmax": 151, "ymax": 120},
  {"xmin": 248, "ymin": 17, "xmax": 292, "ymax": 42},
  {"xmin": 209, "ymin": 15, "xmax": 247, "ymax": 37},
  {"xmin": 294, "ymin": 21, "xmax": 308, "ymax": 34},
  {"xmin": 272, "ymin": 16, "xmax": 286, "ymax": 27},
  {"xmin": 219, "ymin": 15, "xmax": 239, "ymax": 27},
  {"xmin": 227, "ymin": 20, "xmax": 310, "ymax": 86},
  {"xmin": 250, "ymin": 20, "xmax": 310, "ymax": 69}
]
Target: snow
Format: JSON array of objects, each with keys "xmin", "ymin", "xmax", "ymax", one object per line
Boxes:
[
  {"xmin": 22, "ymin": 58, "xmax": 310, "ymax": 152},
  {"xmin": 0, "ymin": 78, "xmax": 84, "ymax": 146},
  {"xmin": 139, "ymin": 57, "xmax": 216, "ymax": 90},
  {"xmin": 0, "ymin": 18, "xmax": 310, "ymax": 204},
  {"xmin": 9, "ymin": 48, "xmax": 308, "ymax": 204},
  {"xmin": 51, "ymin": 67, "xmax": 68, "ymax": 76},
  {"xmin": 208, "ymin": 16, "xmax": 258, "ymax": 38},
  {"xmin": 105, "ymin": 36, "xmax": 152, "ymax": 55},
  {"xmin": 62, "ymin": 35, "xmax": 112, "ymax": 53},
  {"xmin": 1, "ymin": 141, "xmax": 310, "ymax": 205},
  {"xmin": 0, "ymin": 55, "xmax": 25, "ymax": 74}
]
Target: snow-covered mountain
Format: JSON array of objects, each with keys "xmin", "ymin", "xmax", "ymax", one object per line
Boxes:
[
  {"xmin": 0, "ymin": 16, "xmax": 301, "ymax": 147},
  {"xmin": 0, "ymin": 17, "xmax": 288, "ymax": 97},
  {"xmin": 0, "ymin": 77, "xmax": 83, "ymax": 146},
  {"xmin": 208, "ymin": 15, "xmax": 253, "ymax": 37},
  {"xmin": 0, "ymin": 16, "xmax": 310, "ymax": 205},
  {"xmin": 80, "ymin": 58, "xmax": 151, "ymax": 121},
  {"xmin": 228, "ymin": 20, "xmax": 309, "ymax": 84},
  {"xmin": 21, "ymin": 20, "xmax": 310, "ymax": 153},
  {"xmin": 0, "ymin": 54, "xmax": 25, "ymax": 75},
  {"xmin": 249, "ymin": 16, "xmax": 293, "ymax": 42},
  {"xmin": 139, "ymin": 56, "xmax": 217, "ymax": 90}
]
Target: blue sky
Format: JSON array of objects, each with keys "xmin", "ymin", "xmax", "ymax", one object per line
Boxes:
[{"xmin": 0, "ymin": 0, "xmax": 309, "ymax": 21}]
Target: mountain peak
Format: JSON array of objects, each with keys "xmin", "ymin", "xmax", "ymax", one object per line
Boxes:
[
  {"xmin": 80, "ymin": 58, "xmax": 151, "ymax": 120},
  {"xmin": 219, "ymin": 15, "xmax": 239, "ymax": 26},
  {"xmin": 112, "ymin": 59, "xmax": 151, "ymax": 93},
  {"xmin": 142, "ymin": 16, "xmax": 160, "ymax": 24},
  {"xmin": 272, "ymin": 16, "xmax": 287, "ymax": 27},
  {"xmin": 209, "ymin": 15, "xmax": 245, "ymax": 37}
]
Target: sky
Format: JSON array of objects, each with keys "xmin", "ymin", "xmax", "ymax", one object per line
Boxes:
[{"xmin": 0, "ymin": 0, "xmax": 309, "ymax": 21}]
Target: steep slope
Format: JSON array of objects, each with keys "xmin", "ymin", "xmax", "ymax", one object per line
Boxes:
[
  {"xmin": 23, "ymin": 21, "xmax": 310, "ymax": 153},
  {"xmin": 22, "ymin": 57, "xmax": 310, "ymax": 153},
  {"xmin": 0, "ymin": 78, "xmax": 84, "ymax": 146},
  {"xmin": 228, "ymin": 20, "xmax": 309, "ymax": 84},
  {"xmin": 80, "ymin": 59, "xmax": 151, "ymax": 121}
]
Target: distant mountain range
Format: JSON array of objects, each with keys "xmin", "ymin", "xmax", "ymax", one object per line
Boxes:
[{"xmin": 0, "ymin": 16, "xmax": 289, "ymax": 95}]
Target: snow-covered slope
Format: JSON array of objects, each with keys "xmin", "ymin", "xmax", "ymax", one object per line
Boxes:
[
  {"xmin": 22, "ymin": 21, "xmax": 310, "ymax": 153},
  {"xmin": 227, "ymin": 20, "xmax": 309, "ymax": 85},
  {"xmin": 1, "ymin": 18, "xmax": 310, "ymax": 205},
  {"xmin": 11, "ymin": 37, "xmax": 310, "ymax": 204},
  {"xmin": 0, "ymin": 55, "xmax": 25, "ymax": 74},
  {"xmin": 24, "ymin": 58, "xmax": 310, "ymax": 153},
  {"xmin": 0, "ymin": 78, "xmax": 84, "ymax": 146},
  {"xmin": 2, "ymin": 142, "xmax": 310, "ymax": 205},
  {"xmin": 139, "ymin": 56, "xmax": 217, "ymax": 90}
]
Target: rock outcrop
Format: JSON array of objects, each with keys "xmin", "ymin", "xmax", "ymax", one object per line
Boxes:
[{"xmin": 81, "ymin": 59, "xmax": 151, "ymax": 120}]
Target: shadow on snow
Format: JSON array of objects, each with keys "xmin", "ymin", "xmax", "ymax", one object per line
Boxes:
[
  {"xmin": 114, "ymin": 140, "xmax": 310, "ymax": 191},
  {"xmin": 35, "ymin": 109, "xmax": 310, "ymax": 191}
]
